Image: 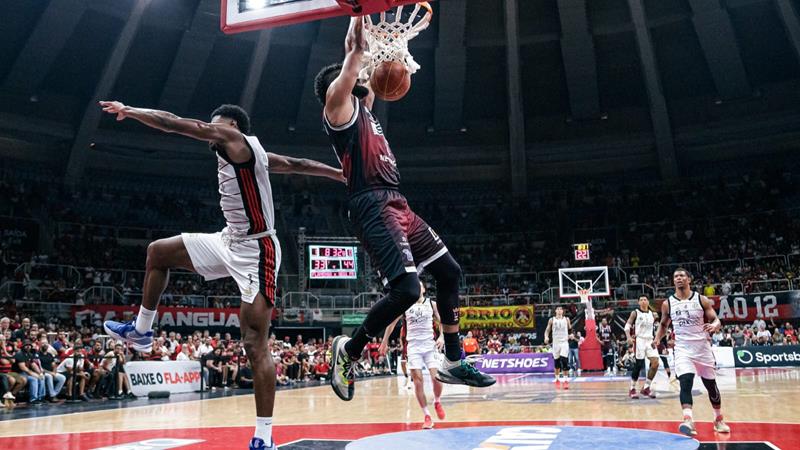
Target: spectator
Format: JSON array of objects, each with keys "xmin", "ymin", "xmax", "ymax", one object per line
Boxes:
[
  {"xmin": 38, "ymin": 343, "xmax": 65, "ymax": 402},
  {"xmin": 313, "ymin": 357, "xmax": 330, "ymax": 380},
  {"xmin": 731, "ymin": 326, "xmax": 745, "ymax": 347},
  {"xmin": 238, "ymin": 361, "xmax": 254, "ymax": 389},
  {"xmin": 15, "ymin": 340, "xmax": 45, "ymax": 403},
  {"xmin": 784, "ymin": 323, "xmax": 797, "ymax": 344},
  {"xmin": 462, "ymin": 331, "xmax": 479, "ymax": 356},
  {"xmin": 57, "ymin": 345, "xmax": 90, "ymax": 401},
  {"xmin": 567, "ymin": 332, "xmax": 580, "ymax": 375},
  {"xmin": 202, "ymin": 347, "xmax": 224, "ymax": 389}
]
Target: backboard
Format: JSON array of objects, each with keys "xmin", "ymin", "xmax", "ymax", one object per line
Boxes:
[
  {"xmin": 558, "ymin": 266, "xmax": 610, "ymax": 299},
  {"xmin": 221, "ymin": 0, "xmax": 429, "ymax": 33}
]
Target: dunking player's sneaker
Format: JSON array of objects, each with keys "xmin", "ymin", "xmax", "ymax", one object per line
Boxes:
[
  {"xmin": 103, "ymin": 318, "xmax": 154, "ymax": 352},
  {"xmin": 329, "ymin": 335, "xmax": 355, "ymax": 401},
  {"xmin": 641, "ymin": 386, "xmax": 656, "ymax": 398},
  {"xmin": 248, "ymin": 437, "xmax": 276, "ymax": 449},
  {"xmin": 678, "ymin": 417, "xmax": 697, "ymax": 436},
  {"xmin": 434, "ymin": 401, "xmax": 445, "ymax": 420},
  {"xmin": 436, "ymin": 358, "xmax": 495, "ymax": 387},
  {"xmin": 422, "ymin": 414, "xmax": 434, "ymax": 429},
  {"xmin": 714, "ymin": 418, "xmax": 731, "ymax": 433}
]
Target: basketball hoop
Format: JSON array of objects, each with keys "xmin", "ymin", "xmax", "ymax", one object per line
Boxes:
[{"xmin": 360, "ymin": 2, "xmax": 433, "ymax": 80}]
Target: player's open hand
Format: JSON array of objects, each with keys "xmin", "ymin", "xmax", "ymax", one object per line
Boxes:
[
  {"xmin": 627, "ymin": 337, "xmax": 634, "ymax": 346},
  {"xmin": 650, "ymin": 341, "xmax": 657, "ymax": 349},
  {"xmin": 378, "ymin": 342, "xmax": 388, "ymax": 356},
  {"xmin": 544, "ymin": 337, "xmax": 549, "ymax": 345},
  {"xmin": 436, "ymin": 337, "xmax": 444, "ymax": 351},
  {"xmin": 703, "ymin": 323, "xmax": 719, "ymax": 334},
  {"xmin": 99, "ymin": 101, "xmax": 128, "ymax": 121},
  {"xmin": 335, "ymin": 169, "xmax": 346, "ymax": 184}
]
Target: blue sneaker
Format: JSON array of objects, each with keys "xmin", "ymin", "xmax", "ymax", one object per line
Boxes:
[
  {"xmin": 103, "ymin": 318, "xmax": 154, "ymax": 352},
  {"xmin": 248, "ymin": 437, "xmax": 276, "ymax": 449}
]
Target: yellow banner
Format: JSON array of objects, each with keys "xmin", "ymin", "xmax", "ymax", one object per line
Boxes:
[{"xmin": 458, "ymin": 305, "xmax": 535, "ymax": 330}]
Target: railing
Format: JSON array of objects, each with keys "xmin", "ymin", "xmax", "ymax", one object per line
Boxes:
[
  {"xmin": 0, "ymin": 281, "xmax": 42, "ymax": 300},
  {"xmin": 741, "ymin": 254, "xmax": 790, "ymax": 269},
  {"xmin": 15, "ymin": 300, "xmax": 74, "ymax": 320},
  {"xmin": 747, "ymin": 278, "xmax": 792, "ymax": 293},
  {"xmin": 83, "ymin": 286, "xmax": 124, "ymax": 305},
  {"xmin": 15, "ymin": 263, "xmax": 82, "ymax": 288},
  {"xmin": 620, "ymin": 283, "xmax": 656, "ymax": 300}
]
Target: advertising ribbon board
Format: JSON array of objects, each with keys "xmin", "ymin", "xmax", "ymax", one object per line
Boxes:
[
  {"xmin": 125, "ymin": 360, "xmax": 202, "ymax": 397},
  {"xmin": 475, "ymin": 353, "xmax": 555, "ymax": 374},
  {"xmin": 733, "ymin": 345, "xmax": 800, "ymax": 368},
  {"xmin": 459, "ymin": 305, "xmax": 535, "ymax": 330}
]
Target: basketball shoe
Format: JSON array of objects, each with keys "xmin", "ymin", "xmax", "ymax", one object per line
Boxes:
[
  {"xmin": 330, "ymin": 335, "xmax": 355, "ymax": 401},
  {"xmin": 714, "ymin": 418, "xmax": 731, "ymax": 433},
  {"xmin": 641, "ymin": 386, "xmax": 656, "ymax": 398},
  {"xmin": 628, "ymin": 388, "xmax": 639, "ymax": 399},
  {"xmin": 434, "ymin": 401, "xmax": 445, "ymax": 420},
  {"xmin": 422, "ymin": 414, "xmax": 434, "ymax": 429},
  {"xmin": 678, "ymin": 417, "xmax": 697, "ymax": 436},
  {"xmin": 103, "ymin": 318, "xmax": 154, "ymax": 352},
  {"xmin": 248, "ymin": 437, "xmax": 275, "ymax": 449},
  {"xmin": 436, "ymin": 359, "xmax": 495, "ymax": 387}
]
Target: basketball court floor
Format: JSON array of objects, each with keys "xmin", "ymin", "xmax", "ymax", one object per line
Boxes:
[{"xmin": 0, "ymin": 367, "xmax": 797, "ymax": 449}]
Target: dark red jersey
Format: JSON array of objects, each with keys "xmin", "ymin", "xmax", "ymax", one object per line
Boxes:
[{"xmin": 324, "ymin": 98, "xmax": 400, "ymax": 196}]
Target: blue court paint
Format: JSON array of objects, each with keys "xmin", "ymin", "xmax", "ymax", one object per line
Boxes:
[{"xmin": 346, "ymin": 425, "xmax": 699, "ymax": 450}]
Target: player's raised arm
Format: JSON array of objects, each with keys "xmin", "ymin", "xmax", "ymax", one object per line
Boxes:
[
  {"xmin": 99, "ymin": 101, "xmax": 240, "ymax": 146},
  {"xmin": 700, "ymin": 295, "xmax": 722, "ymax": 334},
  {"xmin": 325, "ymin": 18, "xmax": 368, "ymax": 126},
  {"xmin": 266, "ymin": 153, "xmax": 345, "ymax": 183},
  {"xmin": 652, "ymin": 301, "xmax": 671, "ymax": 348}
]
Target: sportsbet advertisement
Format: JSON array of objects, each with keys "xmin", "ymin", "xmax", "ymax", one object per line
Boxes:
[{"xmin": 458, "ymin": 305, "xmax": 535, "ymax": 330}]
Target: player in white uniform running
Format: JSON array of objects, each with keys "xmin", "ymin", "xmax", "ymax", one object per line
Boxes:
[
  {"xmin": 98, "ymin": 101, "xmax": 343, "ymax": 450},
  {"xmin": 624, "ymin": 296, "xmax": 659, "ymax": 399},
  {"xmin": 654, "ymin": 268, "xmax": 730, "ymax": 437},
  {"xmin": 544, "ymin": 306, "xmax": 571, "ymax": 388},
  {"xmin": 380, "ymin": 283, "xmax": 445, "ymax": 429}
]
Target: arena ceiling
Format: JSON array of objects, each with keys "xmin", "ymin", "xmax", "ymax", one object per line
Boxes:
[{"xmin": 1, "ymin": 0, "xmax": 800, "ymax": 190}]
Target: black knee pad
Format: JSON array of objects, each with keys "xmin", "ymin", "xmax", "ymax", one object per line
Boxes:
[
  {"xmin": 560, "ymin": 357, "xmax": 569, "ymax": 371},
  {"xmin": 678, "ymin": 373, "xmax": 694, "ymax": 405},
  {"xmin": 425, "ymin": 253, "xmax": 462, "ymax": 325},
  {"xmin": 393, "ymin": 272, "xmax": 422, "ymax": 307},
  {"xmin": 701, "ymin": 377, "xmax": 721, "ymax": 408},
  {"xmin": 631, "ymin": 359, "xmax": 643, "ymax": 380}
]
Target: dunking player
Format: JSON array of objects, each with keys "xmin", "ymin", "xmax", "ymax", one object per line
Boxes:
[
  {"xmin": 544, "ymin": 306, "xmax": 571, "ymax": 388},
  {"xmin": 653, "ymin": 268, "xmax": 730, "ymax": 436},
  {"xmin": 98, "ymin": 101, "xmax": 343, "ymax": 450},
  {"xmin": 314, "ymin": 17, "xmax": 495, "ymax": 401},
  {"xmin": 379, "ymin": 282, "xmax": 445, "ymax": 429},
  {"xmin": 624, "ymin": 295, "xmax": 659, "ymax": 399}
]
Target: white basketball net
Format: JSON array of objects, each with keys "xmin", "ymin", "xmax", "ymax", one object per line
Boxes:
[{"xmin": 360, "ymin": 2, "xmax": 432, "ymax": 80}]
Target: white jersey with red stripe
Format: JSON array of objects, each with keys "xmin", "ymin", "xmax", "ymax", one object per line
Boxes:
[
  {"xmin": 216, "ymin": 135, "xmax": 275, "ymax": 237},
  {"xmin": 668, "ymin": 291, "xmax": 708, "ymax": 343}
]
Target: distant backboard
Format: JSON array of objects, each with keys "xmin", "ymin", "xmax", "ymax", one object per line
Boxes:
[
  {"xmin": 558, "ymin": 266, "xmax": 610, "ymax": 299},
  {"xmin": 221, "ymin": 0, "xmax": 429, "ymax": 33}
]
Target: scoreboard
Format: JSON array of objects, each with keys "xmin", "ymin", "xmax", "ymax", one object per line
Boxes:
[
  {"xmin": 309, "ymin": 245, "xmax": 358, "ymax": 279},
  {"xmin": 573, "ymin": 243, "xmax": 590, "ymax": 261}
]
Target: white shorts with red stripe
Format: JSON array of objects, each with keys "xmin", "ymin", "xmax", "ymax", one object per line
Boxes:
[{"xmin": 181, "ymin": 230, "xmax": 281, "ymax": 305}]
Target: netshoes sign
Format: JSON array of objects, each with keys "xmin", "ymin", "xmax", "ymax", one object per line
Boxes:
[{"xmin": 733, "ymin": 345, "xmax": 800, "ymax": 368}]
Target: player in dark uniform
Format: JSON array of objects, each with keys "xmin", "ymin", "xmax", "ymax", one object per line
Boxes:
[{"xmin": 314, "ymin": 17, "xmax": 495, "ymax": 401}]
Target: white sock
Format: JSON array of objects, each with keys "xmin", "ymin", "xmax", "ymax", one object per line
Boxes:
[
  {"xmin": 434, "ymin": 396, "xmax": 441, "ymax": 403},
  {"xmin": 683, "ymin": 408, "xmax": 693, "ymax": 419},
  {"xmin": 644, "ymin": 379, "xmax": 652, "ymax": 388},
  {"xmin": 422, "ymin": 406, "xmax": 430, "ymax": 416},
  {"xmin": 255, "ymin": 416, "xmax": 273, "ymax": 444},
  {"xmin": 135, "ymin": 306, "xmax": 156, "ymax": 334},
  {"xmin": 714, "ymin": 408, "xmax": 723, "ymax": 420},
  {"xmin": 630, "ymin": 380, "xmax": 636, "ymax": 389}
]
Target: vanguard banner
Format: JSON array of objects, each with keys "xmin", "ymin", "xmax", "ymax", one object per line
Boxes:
[
  {"xmin": 124, "ymin": 361, "xmax": 202, "ymax": 397},
  {"xmin": 475, "ymin": 353, "xmax": 555, "ymax": 374},
  {"xmin": 458, "ymin": 305, "xmax": 535, "ymax": 330},
  {"xmin": 73, "ymin": 305, "xmax": 242, "ymax": 336},
  {"xmin": 711, "ymin": 291, "xmax": 800, "ymax": 322},
  {"xmin": 733, "ymin": 345, "xmax": 800, "ymax": 368}
]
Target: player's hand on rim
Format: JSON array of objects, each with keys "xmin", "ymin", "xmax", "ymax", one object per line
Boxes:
[{"xmin": 99, "ymin": 101, "xmax": 128, "ymax": 121}]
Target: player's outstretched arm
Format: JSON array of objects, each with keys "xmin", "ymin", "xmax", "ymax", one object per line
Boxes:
[
  {"xmin": 325, "ymin": 17, "xmax": 367, "ymax": 126},
  {"xmin": 652, "ymin": 301, "xmax": 671, "ymax": 348},
  {"xmin": 700, "ymin": 295, "xmax": 722, "ymax": 334},
  {"xmin": 266, "ymin": 153, "xmax": 346, "ymax": 183},
  {"xmin": 379, "ymin": 316, "xmax": 402, "ymax": 355}
]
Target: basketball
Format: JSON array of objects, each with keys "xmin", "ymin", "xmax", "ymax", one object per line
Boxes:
[{"xmin": 370, "ymin": 61, "xmax": 411, "ymax": 101}]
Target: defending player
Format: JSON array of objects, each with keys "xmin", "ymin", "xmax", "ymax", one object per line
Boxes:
[
  {"xmin": 98, "ymin": 101, "xmax": 343, "ymax": 450},
  {"xmin": 314, "ymin": 17, "xmax": 495, "ymax": 401},
  {"xmin": 653, "ymin": 268, "xmax": 730, "ymax": 436},
  {"xmin": 544, "ymin": 306, "xmax": 571, "ymax": 387},
  {"xmin": 379, "ymin": 283, "xmax": 445, "ymax": 429},
  {"xmin": 624, "ymin": 296, "xmax": 659, "ymax": 399}
]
